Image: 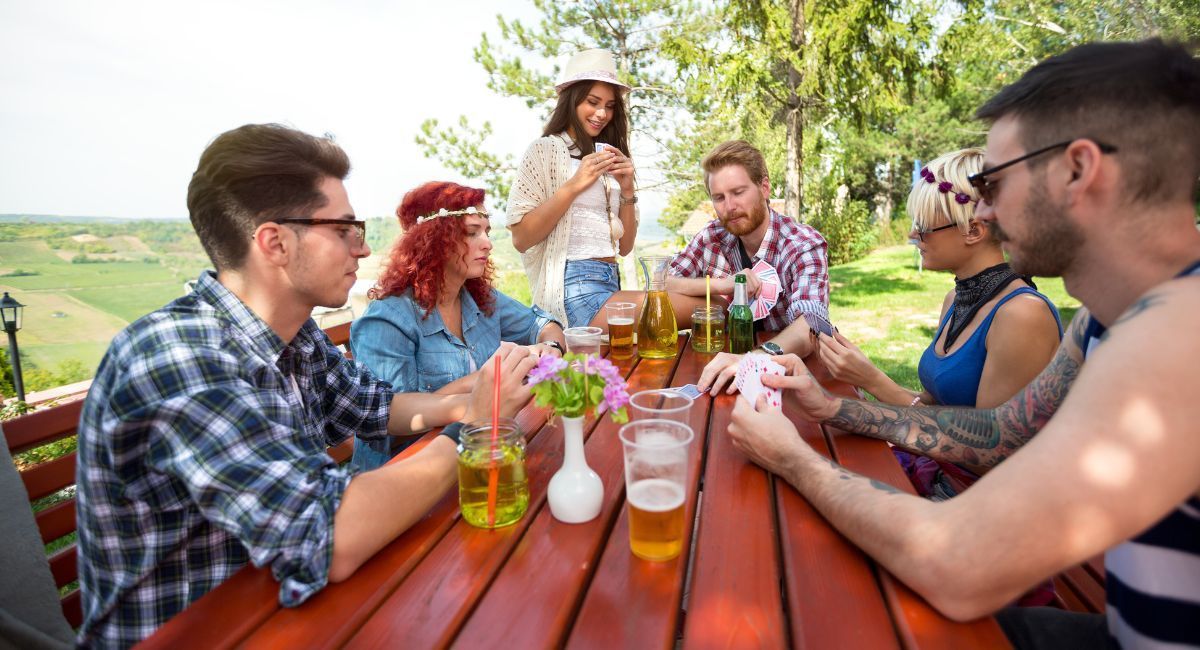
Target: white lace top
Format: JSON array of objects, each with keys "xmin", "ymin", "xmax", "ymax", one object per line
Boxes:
[{"xmin": 566, "ymin": 158, "xmax": 618, "ymax": 260}]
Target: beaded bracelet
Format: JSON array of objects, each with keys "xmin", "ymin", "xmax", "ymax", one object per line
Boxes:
[{"xmin": 908, "ymin": 395, "xmax": 922, "ymax": 407}]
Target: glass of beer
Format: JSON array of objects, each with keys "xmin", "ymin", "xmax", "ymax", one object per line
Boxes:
[
  {"xmin": 691, "ymin": 306, "xmax": 725, "ymax": 353},
  {"xmin": 458, "ymin": 419, "xmax": 529, "ymax": 528},
  {"xmin": 629, "ymin": 389, "xmax": 692, "ymax": 423},
  {"xmin": 605, "ymin": 302, "xmax": 636, "ymax": 360},
  {"xmin": 564, "ymin": 326, "xmax": 603, "ymax": 357},
  {"xmin": 619, "ymin": 419, "xmax": 693, "ymax": 561}
]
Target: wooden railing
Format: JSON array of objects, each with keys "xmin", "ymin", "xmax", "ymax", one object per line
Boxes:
[{"xmin": 2, "ymin": 321, "xmax": 358, "ymax": 628}]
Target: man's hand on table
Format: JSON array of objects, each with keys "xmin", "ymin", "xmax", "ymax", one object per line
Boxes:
[
  {"xmin": 462, "ymin": 343, "xmax": 539, "ymax": 424},
  {"xmin": 698, "ymin": 352, "xmax": 755, "ymax": 394}
]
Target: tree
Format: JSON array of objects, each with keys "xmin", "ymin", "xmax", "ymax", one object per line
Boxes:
[{"xmin": 680, "ymin": 0, "xmax": 937, "ymax": 217}]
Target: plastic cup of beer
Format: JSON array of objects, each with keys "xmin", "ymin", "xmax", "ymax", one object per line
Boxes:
[
  {"xmin": 606, "ymin": 302, "xmax": 636, "ymax": 360},
  {"xmin": 619, "ymin": 419, "xmax": 693, "ymax": 561},
  {"xmin": 564, "ymin": 326, "xmax": 603, "ymax": 357},
  {"xmin": 629, "ymin": 389, "xmax": 692, "ymax": 423}
]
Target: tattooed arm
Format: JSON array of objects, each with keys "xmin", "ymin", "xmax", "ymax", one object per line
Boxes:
[
  {"xmin": 732, "ymin": 280, "xmax": 1200, "ymax": 621},
  {"xmin": 818, "ymin": 310, "xmax": 1090, "ymax": 474}
]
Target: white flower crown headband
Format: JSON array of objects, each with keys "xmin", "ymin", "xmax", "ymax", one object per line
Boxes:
[{"xmin": 415, "ymin": 206, "xmax": 490, "ymax": 225}]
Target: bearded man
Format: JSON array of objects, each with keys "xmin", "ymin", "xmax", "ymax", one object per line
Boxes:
[{"xmin": 667, "ymin": 140, "xmax": 830, "ymax": 367}]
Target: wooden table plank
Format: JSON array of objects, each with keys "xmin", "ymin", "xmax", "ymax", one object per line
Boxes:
[
  {"xmin": 819, "ymin": 417, "xmax": 1010, "ymax": 647},
  {"xmin": 344, "ymin": 353, "xmax": 641, "ymax": 649},
  {"xmin": 682, "ymin": 389, "xmax": 788, "ymax": 649},
  {"xmin": 775, "ymin": 394, "xmax": 901, "ymax": 649},
  {"xmin": 456, "ymin": 339, "xmax": 689, "ymax": 648},
  {"xmin": 565, "ymin": 343, "xmax": 714, "ymax": 650}
]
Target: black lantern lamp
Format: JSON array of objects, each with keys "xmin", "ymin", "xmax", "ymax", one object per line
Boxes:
[{"xmin": 1, "ymin": 292, "xmax": 26, "ymax": 402}]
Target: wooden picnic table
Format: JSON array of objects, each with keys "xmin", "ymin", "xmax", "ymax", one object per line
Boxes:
[{"xmin": 139, "ymin": 333, "xmax": 1010, "ymax": 649}]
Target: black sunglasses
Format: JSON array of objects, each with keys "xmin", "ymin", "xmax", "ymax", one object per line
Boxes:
[
  {"xmin": 967, "ymin": 139, "xmax": 1117, "ymax": 204},
  {"xmin": 913, "ymin": 222, "xmax": 958, "ymax": 242},
  {"xmin": 277, "ymin": 218, "xmax": 367, "ymax": 245}
]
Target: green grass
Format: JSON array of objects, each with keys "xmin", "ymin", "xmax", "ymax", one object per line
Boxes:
[{"xmin": 829, "ymin": 246, "xmax": 1081, "ymax": 392}]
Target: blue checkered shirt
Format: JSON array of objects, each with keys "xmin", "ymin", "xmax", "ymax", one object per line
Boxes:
[{"xmin": 75, "ymin": 271, "xmax": 393, "ymax": 648}]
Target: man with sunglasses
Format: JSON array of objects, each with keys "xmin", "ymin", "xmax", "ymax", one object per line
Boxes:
[
  {"xmin": 729, "ymin": 39, "xmax": 1200, "ymax": 648},
  {"xmin": 75, "ymin": 124, "xmax": 539, "ymax": 646}
]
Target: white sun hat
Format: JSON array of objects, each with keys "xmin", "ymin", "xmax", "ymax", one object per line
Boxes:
[{"xmin": 554, "ymin": 48, "xmax": 632, "ymax": 95}]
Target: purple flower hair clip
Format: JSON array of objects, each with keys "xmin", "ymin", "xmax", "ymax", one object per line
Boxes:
[
  {"xmin": 921, "ymin": 166, "xmax": 977, "ymax": 204},
  {"xmin": 937, "ymin": 181, "xmax": 954, "ymax": 193},
  {"xmin": 954, "ymin": 193, "xmax": 971, "ymax": 205},
  {"xmin": 920, "ymin": 167, "xmax": 935, "ymax": 183}
]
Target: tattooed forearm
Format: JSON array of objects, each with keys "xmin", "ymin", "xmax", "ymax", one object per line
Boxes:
[
  {"xmin": 995, "ymin": 345, "xmax": 1080, "ymax": 443},
  {"xmin": 816, "ymin": 456, "xmax": 902, "ymax": 495}
]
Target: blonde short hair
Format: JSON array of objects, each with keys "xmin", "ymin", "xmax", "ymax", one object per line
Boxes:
[
  {"xmin": 702, "ymin": 140, "xmax": 768, "ymax": 193},
  {"xmin": 907, "ymin": 147, "xmax": 984, "ymax": 234}
]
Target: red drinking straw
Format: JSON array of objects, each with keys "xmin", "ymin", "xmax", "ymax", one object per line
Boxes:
[{"xmin": 486, "ymin": 354, "xmax": 500, "ymax": 526}]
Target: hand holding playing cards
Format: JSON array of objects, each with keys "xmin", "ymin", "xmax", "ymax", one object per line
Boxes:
[
  {"xmin": 728, "ymin": 391, "xmax": 807, "ymax": 478},
  {"xmin": 817, "ymin": 331, "xmax": 883, "ymax": 389},
  {"xmin": 734, "ymin": 269, "xmax": 762, "ymax": 299},
  {"xmin": 760, "ymin": 359, "xmax": 842, "ymax": 422}
]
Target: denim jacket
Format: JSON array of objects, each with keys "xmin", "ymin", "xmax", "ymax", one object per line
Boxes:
[{"xmin": 350, "ymin": 288, "xmax": 557, "ymax": 470}]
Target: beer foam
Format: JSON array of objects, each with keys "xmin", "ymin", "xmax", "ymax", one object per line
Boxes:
[
  {"xmin": 608, "ymin": 317, "xmax": 634, "ymax": 326},
  {"xmin": 628, "ymin": 478, "xmax": 685, "ymax": 512}
]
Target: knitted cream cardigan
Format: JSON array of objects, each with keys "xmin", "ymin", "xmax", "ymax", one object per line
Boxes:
[{"xmin": 506, "ymin": 134, "xmax": 638, "ymax": 325}]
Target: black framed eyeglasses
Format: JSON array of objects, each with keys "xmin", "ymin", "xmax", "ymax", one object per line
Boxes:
[
  {"xmin": 967, "ymin": 139, "xmax": 1118, "ymax": 204},
  {"xmin": 913, "ymin": 222, "xmax": 958, "ymax": 242},
  {"xmin": 277, "ymin": 218, "xmax": 367, "ymax": 246}
]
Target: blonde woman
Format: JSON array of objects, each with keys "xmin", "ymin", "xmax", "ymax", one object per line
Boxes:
[{"xmin": 818, "ymin": 148, "xmax": 1062, "ymax": 500}]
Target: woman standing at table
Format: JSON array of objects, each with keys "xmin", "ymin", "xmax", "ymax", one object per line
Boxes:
[
  {"xmin": 816, "ymin": 148, "xmax": 1062, "ymax": 500},
  {"xmin": 350, "ymin": 181, "xmax": 565, "ymax": 470},
  {"xmin": 506, "ymin": 48, "xmax": 647, "ymax": 329}
]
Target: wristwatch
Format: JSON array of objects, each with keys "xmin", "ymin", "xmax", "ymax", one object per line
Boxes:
[
  {"xmin": 543, "ymin": 340, "xmax": 565, "ymax": 355},
  {"xmin": 757, "ymin": 341, "xmax": 783, "ymax": 356},
  {"xmin": 619, "ymin": 193, "xmax": 638, "ymax": 206}
]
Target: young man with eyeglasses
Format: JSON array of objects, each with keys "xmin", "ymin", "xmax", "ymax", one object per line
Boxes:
[
  {"xmin": 728, "ymin": 39, "xmax": 1200, "ymax": 648},
  {"xmin": 75, "ymin": 124, "xmax": 540, "ymax": 647}
]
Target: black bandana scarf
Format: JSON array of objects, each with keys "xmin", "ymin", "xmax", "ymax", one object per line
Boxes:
[{"xmin": 943, "ymin": 262, "xmax": 1033, "ymax": 353}]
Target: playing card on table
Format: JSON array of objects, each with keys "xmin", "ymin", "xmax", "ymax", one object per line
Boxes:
[
  {"xmin": 734, "ymin": 355, "xmax": 785, "ymax": 409},
  {"xmin": 673, "ymin": 384, "xmax": 704, "ymax": 400}
]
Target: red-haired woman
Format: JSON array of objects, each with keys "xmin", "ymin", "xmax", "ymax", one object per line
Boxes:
[{"xmin": 350, "ymin": 181, "xmax": 565, "ymax": 470}]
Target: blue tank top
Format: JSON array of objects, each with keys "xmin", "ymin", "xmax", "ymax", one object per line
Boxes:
[
  {"xmin": 917, "ymin": 287, "xmax": 1062, "ymax": 407},
  {"xmin": 1089, "ymin": 259, "xmax": 1200, "ymax": 648}
]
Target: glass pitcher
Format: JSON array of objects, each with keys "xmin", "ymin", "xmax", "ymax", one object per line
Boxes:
[{"xmin": 637, "ymin": 256, "xmax": 678, "ymax": 359}]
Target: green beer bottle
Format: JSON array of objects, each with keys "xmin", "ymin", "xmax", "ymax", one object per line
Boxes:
[{"xmin": 727, "ymin": 274, "xmax": 754, "ymax": 353}]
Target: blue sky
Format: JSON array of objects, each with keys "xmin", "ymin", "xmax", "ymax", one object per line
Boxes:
[{"xmin": 0, "ymin": 0, "xmax": 601, "ymax": 221}]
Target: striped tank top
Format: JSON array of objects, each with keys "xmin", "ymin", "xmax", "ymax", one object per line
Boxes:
[{"xmin": 1082, "ymin": 259, "xmax": 1200, "ymax": 648}]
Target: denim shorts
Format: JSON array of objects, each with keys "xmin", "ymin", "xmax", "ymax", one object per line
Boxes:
[{"xmin": 563, "ymin": 259, "xmax": 620, "ymax": 328}]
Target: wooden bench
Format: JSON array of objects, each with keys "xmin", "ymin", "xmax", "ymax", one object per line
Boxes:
[{"xmin": 1, "ymin": 321, "xmax": 359, "ymax": 628}]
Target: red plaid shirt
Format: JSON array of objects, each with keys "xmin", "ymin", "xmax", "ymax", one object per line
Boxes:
[{"xmin": 669, "ymin": 209, "xmax": 829, "ymax": 332}]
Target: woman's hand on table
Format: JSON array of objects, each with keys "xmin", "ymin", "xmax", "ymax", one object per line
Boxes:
[
  {"xmin": 816, "ymin": 332, "xmax": 882, "ymax": 389},
  {"xmin": 463, "ymin": 343, "xmax": 539, "ymax": 423}
]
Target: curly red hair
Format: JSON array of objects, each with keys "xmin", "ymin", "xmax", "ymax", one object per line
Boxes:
[{"xmin": 370, "ymin": 181, "xmax": 496, "ymax": 317}]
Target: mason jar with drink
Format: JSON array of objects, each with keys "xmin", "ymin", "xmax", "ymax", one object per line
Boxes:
[{"xmin": 458, "ymin": 419, "xmax": 529, "ymax": 528}]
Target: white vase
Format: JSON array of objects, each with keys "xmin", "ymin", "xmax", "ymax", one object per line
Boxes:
[{"xmin": 546, "ymin": 414, "xmax": 604, "ymax": 523}]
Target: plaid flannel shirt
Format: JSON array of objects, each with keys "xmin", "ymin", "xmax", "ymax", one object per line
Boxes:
[
  {"xmin": 75, "ymin": 271, "xmax": 392, "ymax": 648},
  {"xmin": 670, "ymin": 209, "xmax": 829, "ymax": 330}
]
